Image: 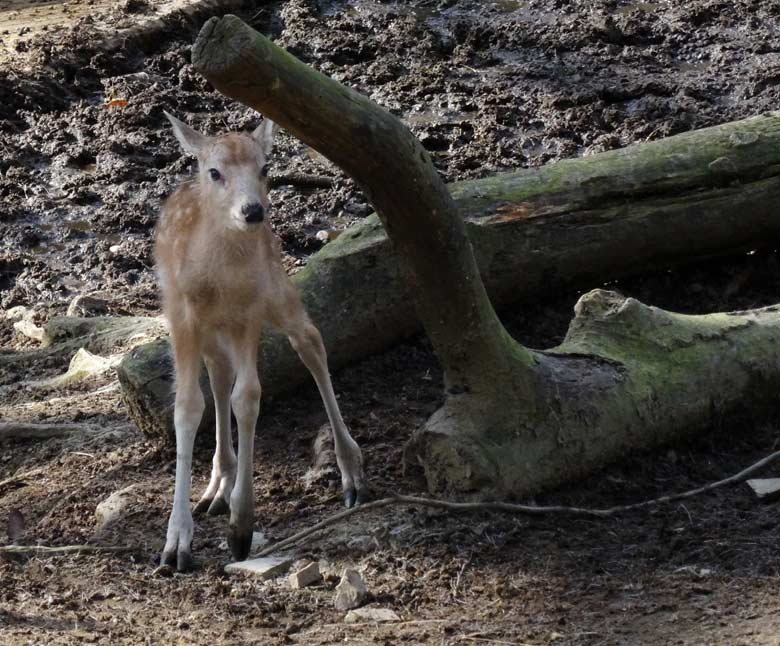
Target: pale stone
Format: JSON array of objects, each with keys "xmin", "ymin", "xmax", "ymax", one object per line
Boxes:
[
  {"xmin": 5, "ymin": 305, "xmax": 32, "ymax": 323},
  {"xmin": 224, "ymin": 556, "xmax": 293, "ymax": 579},
  {"xmin": 67, "ymin": 294, "xmax": 109, "ymax": 317},
  {"xmin": 288, "ymin": 561, "xmax": 321, "ymax": 589},
  {"xmin": 95, "ymin": 484, "xmax": 140, "ymax": 528},
  {"xmin": 344, "ymin": 607, "xmax": 400, "ymax": 623},
  {"xmin": 44, "ymin": 348, "xmax": 120, "ymax": 388},
  {"xmin": 334, "ymin": 568, "xmax": 368, "ymax": 610},
  {"xmin": 13, "ymin": 319, "xmax": 44, "ymax": 342},
  {"xmin": 746, "ymin": 478, "xmax": 780, "ymax": 500}
]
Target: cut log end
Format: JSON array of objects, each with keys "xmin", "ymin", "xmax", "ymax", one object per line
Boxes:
[{"xmin": 192, "ymin": 14, "xmax": 254, "ymax": 77}]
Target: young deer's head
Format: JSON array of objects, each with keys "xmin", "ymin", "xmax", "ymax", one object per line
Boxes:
[{"xmin": 164, "ymin": 111, "xmax": 277, "ymax": 231}]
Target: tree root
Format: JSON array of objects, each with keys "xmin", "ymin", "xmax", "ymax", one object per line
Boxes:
[{"xmin": 255, "ymin": 447, "xmax": 780, "ymax": 557}]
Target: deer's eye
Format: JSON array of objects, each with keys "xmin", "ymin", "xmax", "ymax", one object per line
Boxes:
[
  {"xmin": 208, "ymin": 168, "xmax": 222, "ymax": 181},
  {"xmin": 261, "ymin": 164, "xmax": 269, "ymax": 178}
]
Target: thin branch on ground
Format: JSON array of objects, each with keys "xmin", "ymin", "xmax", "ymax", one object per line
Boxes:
[
  {"xmin": 0, "ymin": 467, "xmax": 45, "ymax": 491},
  {"xmin": 269, "ymin": 173, "xmax": 335, "ymax": 190},
  {"xmin": 255, "ymin": 448, "xmax": 780, "ymax": 557},
  {"xmin": 0, "ymin": 544, "xmax": 136, "ymax": 556}
]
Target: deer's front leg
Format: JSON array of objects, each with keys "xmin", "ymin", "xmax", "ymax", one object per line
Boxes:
[
  {"xmin": 161, "ymin": 335, "xmax": 204, "ymax": 572},
  {"xmin": 195, "ymin": 347, "xmax": 237, "ymax": 516},
  {"xmin": 227, "ymin": 339, "xmax": 261, "ymax": 561}
]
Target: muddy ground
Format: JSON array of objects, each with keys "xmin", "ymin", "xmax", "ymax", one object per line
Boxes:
[{"xmin": 2, "ymin": 0, "xmax": 780, "ymax": 643}]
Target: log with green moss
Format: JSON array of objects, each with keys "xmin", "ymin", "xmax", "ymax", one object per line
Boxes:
[{"xmin": 119, "ymin": 14, "xmax": 780, "ymax": 466}]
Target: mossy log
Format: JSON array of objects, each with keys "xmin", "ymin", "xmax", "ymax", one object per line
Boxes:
[
  {"xmin": 119, "ymin": 103, "xmax": 780, "ymax": 447},
  {"xmin": 121, "ymin": 15, "xmax": 780, "ymax": 482},
  {"xmin": 409, "ymin": 289, "xmax": 780, "ymax": 494}
]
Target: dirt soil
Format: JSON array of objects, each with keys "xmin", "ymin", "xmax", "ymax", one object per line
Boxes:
[{"xmin": 2, "ymin": 0, "xmax": 780, "ymax": 644}]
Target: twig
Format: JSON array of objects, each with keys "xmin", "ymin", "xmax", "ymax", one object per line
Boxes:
[
  {"xmin": 451, "ymin": 556, "xmax": 470, "ymax": 600},
  {"xmin": 459, "ymin": 635, "xmax": 530, "ymax": 646},
  {"xmin": 318, "ymin": 618, "xmax": 449, "ymax": 629},
  {"xmin": 255, "ymin": 448, "xmax": 780, "ymax": 557},
  {"xmin": 0, "ymin": 467, "xmax": 45, "ymax": 492},
  {"xmin": 269, "ymin": 173, "xmax": 335, "ymax": 190},
  {"xmin": 0, "ymin": 544, "xmax": 136, "ymax": 556}
]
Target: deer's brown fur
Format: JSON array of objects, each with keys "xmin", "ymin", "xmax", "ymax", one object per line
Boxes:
[{"xmin": 156, "ymin": 113, "xmax": 367, "ymax": 571}]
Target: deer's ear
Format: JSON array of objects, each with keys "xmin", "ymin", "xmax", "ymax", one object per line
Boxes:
[
  {"xmin": 164, "ymin": 111, "xmax": 207, "ymax": 156},
  {"xmin": 252, "ymin": 118, "xmax": 278, "ymax": 157}
]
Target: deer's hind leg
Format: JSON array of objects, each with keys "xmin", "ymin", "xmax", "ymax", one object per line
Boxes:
[
  {"xmin": 272, "ymin": 281, "xmax": 368, "ymax": 508},
  {"xmin": 194, "ymin": 337, "xmax": 237, "ymax": 516},
  {"xmin": 161, "ymin": 320, "xmax": 205, "ymax": 572}
]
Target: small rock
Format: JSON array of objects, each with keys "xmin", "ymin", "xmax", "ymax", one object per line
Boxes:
[
  {"xmin": 315, "ymin": 230, "xmax": 330, "ymax": 244},
  {"xmin": 108, "ymin": 244, "xmax": 122, "ymax": 255},
  {"xmin": 4, "ymin": 305, "xmax": 32, "ymax": 323},
  {"xmin": 288, "ymin": 561, "xmax": 322, "ymax": 589},
  {"xmin": 44, "ymin": 348, "xmax": 120, "ymax": 388},
  {"xmin": 224, "ymin": 556, "xmax": 293, "ymax": 579},
  {"xmin": 95, "ymin": 484, "xmax": 140, "ymax": 529},
  {"xmin": 66, "ymin": 293, "xmax": 109, "ymax": 317},
  {"xmin": 746, "ymin": 478, "xmax": 780, "ymax": 501},
  {"xmin": 334, "ymin": 568, "xmax": 368, "ymax": 610},
  {"xmin": 13, "ymin": 319, "xmax": 44, "ymax": 342},
  {"xmin": 344, "ymin": 607, "xmax": 400, "ymax": 623}
]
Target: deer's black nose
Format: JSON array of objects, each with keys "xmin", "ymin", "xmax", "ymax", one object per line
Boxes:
[{"xmin": 242, "ymin": 202, "xmax": 265, "ymax": 224}]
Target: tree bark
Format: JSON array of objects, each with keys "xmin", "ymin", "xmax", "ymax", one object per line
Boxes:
[
  {"xmin": 195, "ymin": 13, "xmax": 522, "ymax": 393},
  {"xmin": 124, "ymin": 14, "xmax": 780, "ymax": 497},
  {"xmin": 410, "ymin": 290, "xmax": 780, "ymax": 495},
  {"xmin": 117, "ymin": 107, "xmax": 780, "ymax": 446}
]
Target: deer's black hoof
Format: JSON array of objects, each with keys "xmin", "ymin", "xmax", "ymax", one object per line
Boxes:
[
  {"xmin": 193, "ymin": 497, "xmax": 212, "ymax": 515},
  {"xmin": 177, "ymin": 550, "xmax": 195, "ymax": 572},
  {"xmin": 207, "ymin": 496, "xmax": 230, "ymax": 516},
  {"xmin": 160, "ymin": 548, "xmax": 194, "ymax": 572},
  {"xmin": 227, "ymin": 527, "xmax": 252, "ymax": 561}
]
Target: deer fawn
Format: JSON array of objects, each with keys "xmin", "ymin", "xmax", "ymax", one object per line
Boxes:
[{"xmin": 155, "ymin": 112, "xmax": 368, "ymax": 571}]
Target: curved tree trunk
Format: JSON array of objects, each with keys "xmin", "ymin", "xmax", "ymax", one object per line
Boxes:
[{"xmin": 412, "ymin": 291, "xmax": 780, "ymax": 494}]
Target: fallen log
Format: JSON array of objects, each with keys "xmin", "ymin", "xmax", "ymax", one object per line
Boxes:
[
  {"xmin": 118, "ymin": 25, "xmax": 780, "ymax": 446},
  {"xmin": 188, "ymin": 16, "xmax": 780, "ymax": 498}
]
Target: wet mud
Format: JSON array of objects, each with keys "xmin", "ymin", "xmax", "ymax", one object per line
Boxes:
[{"xmin": 2, "ymin": 0, "xmax": 780, "ymax": 644}]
